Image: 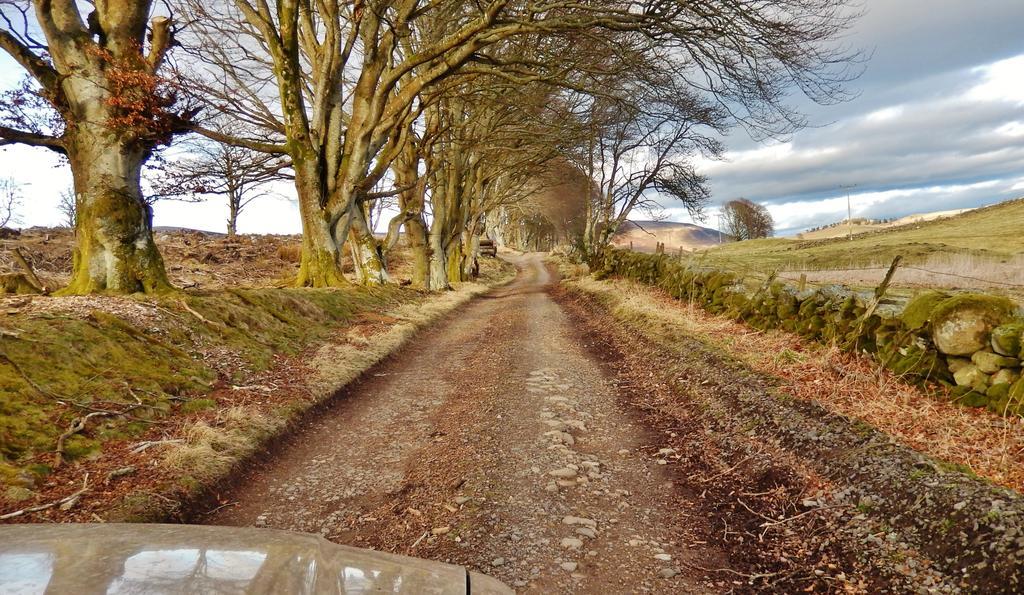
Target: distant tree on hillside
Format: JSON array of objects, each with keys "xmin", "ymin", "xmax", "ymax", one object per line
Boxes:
[
  {"xmin": 723, "ymin": 198, "xmax": 774, "ymax": 240},
  {"xmin": 0, "ymin": 178, "xmax": 23, "ymax": 228},
  {"xmin": 57, "ymin": 187, "xmax": 76, "ymax": 229},
  {"xmin": 152, "ymin": 126, "xmax": 291, "ymax": 237}
]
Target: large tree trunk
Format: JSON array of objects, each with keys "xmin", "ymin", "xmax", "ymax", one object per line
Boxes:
[
  {"xmin": 347, "ymin": 206, "xmax": 389, "ymax": 285},
  {"xmin": 460, "ymin": 215, "xmax": 483, "ymax": 279},
  {"xmin": 446, "ymin": 241, "xmax": 465, "ymax": 284},
  {"xmin": 291, "ymin": 162, "xmax": 389, "ymax": 287},
  {"xmin": 428, "ymin": 230, "xmax": 451, "ymax": 291},
  {"xmin": 60, "ymin": 137, "xmax": 171, "ymax": 295},
  {"xmin": 226, "ymin": 190, "xmax": 239, "ymax": 238},
  {"xmin": 404, "ymin": 216, "xmax": 431, "ymax": 289},
  {"xmin": 293, "ymin": 163, "xmax": 348, "ymax": 287},
  {"xmin": 428, "ymin": 179, "xmax": 463, "ymax": 291}
]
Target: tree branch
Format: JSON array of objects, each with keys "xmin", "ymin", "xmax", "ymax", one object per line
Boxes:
[
  {"xmin": 0, "ymin": 29, "xmax": 59, "ymax": 90},
  {"xmin": 0, "ymin": 125, "xmax": 66, "ymax": 153},
  {"xmin": 187, "ymin": 124, "xmax": 288, "ymax": 154}
]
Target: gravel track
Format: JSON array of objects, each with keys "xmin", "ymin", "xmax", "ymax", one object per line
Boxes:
[
  {"xmin": 197, "ymin": 254, "xmax": 1024, "ymax": 593},
  {"xmin": 204, "ymin": 254, "xmax": 731, "ymax": 593}
]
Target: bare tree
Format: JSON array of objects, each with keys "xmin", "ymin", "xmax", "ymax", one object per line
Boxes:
[
  {"xmin": 0, "ymin": 0, "xmax": 199, "ymax": 294},
  {"xmin": 568, "ymin": 42, "xmax": 726, "ymax": 258},
  {"xmin": 153, "ymin": 131, "xmax": 291, "ymax": 237},
  {"xmin": 57, "ymin": 187, "xmax": 75, "ymax": 229},
  {"xmin": 723, "ymin": 198, "xmax": 775, "ymax": 240},
  {"xmin": 0, "ymin": 178, "xmax": 23, "ymax": 228}
]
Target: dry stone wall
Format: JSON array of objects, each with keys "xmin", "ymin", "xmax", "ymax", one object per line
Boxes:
[{"xmin": 597, "ymin": 249, "xmax": 1024, "ymax": 415}]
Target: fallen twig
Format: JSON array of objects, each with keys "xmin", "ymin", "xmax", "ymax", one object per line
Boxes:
[
  {"xmin": 736, "ymin": 498, "xmax": 776, "ymax": 523},
  {"xmin": 54, "ymin": 412, "xmax": 112, "ymax": 468},
  {"xmin": 105, "ymin": 466, "xmax": 137, "ymax": 484},
  {"xmin": 130, "ymin": 438, "xmax": 185, "ymax": 454},
  {"xmin": 759, "ymin": 504, "xmax": 847, "ymax": 529},
  {"xmin": 206, "ymin": 501, "xmax": 238, "ymax": 515},
  {"xmin": 697, "ymin": 453, "xmax": 756, "ymax": 484},
  {"xmin": 231, "ymin": 384, "xmax": 273, "ymax": 392},
  {"xmin": 678, "ymin": 559, "xmax": 779, "ymax": 582},
  {"xmin": 0, "ymin": 473, "xmax": 89, "ymax": 520},
  {"xmin": 410, "ymin": 531, "xmax": 429, "ymax": 550},
  {"xmin": 0, "ymin": 349, "xmax": 58, "ymax": 397},
  {"xmin": 179, "ymin": 299, "xmax": 224, "ymax": 328}
]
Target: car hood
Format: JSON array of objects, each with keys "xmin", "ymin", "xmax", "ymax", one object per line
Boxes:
[{"xmin": 0, "ymin": 524, "xmax": 512, "ymax": 594}]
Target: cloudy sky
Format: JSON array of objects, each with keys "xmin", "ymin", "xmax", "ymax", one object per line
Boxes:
[
  {"xmin": 667, "ymin": 0, "xmax": 1024, "ymax": 235},
  {"xmin": 2, "ymin": 0, "xmax": 1024, "ymax": 236}
]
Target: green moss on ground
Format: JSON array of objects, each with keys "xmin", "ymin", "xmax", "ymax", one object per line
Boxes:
[{"xmin": 0, "ymin": 285, "xmax": 411, "ymax": 489}]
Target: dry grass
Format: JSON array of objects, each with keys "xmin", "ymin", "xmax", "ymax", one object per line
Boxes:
[
  {"xmin": 570, "ymin": 275, "xmax": 1024, "ymax": 492},
  {"xmin": 164, "ymin": 407, "xmax": 282, "ymax": 481},
  {"xmin": 276, "ymin": 243, "xmax": 302, "ymax": 263}
]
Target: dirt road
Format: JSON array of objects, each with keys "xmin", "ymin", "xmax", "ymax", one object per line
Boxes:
[{"xmin": 205, "ymin": 254, "xmax": 732, "ymax": 592}]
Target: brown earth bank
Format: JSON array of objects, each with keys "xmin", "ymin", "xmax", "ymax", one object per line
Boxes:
[
  {"xmin": 0, "ymin": 227, "xmax": 420, "ymax": 291},
  {"xmin": 189, "ymin": 254, "xmax": 1023, "ymax": 593}
]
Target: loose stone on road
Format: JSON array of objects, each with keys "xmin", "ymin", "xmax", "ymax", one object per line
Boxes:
[{"xmin": 206, "ymin": 254, "xmax": 731, "ymax": 593}]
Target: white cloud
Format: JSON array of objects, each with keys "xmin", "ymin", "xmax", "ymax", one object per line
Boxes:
[
  {"xmin": 864, "ymin": 105, "xmax": 905, "ymax": 123},
  {"xmin": 995, "ymin": 121, "xmax": 1024, "ymax": 137},
  {"xmin": 684, "ymin": 49, "xmax": 1024, "ymax": 233},
  {"xmin": 967, "ymin": 55, "xmax": 1024, "ymax": 104}
]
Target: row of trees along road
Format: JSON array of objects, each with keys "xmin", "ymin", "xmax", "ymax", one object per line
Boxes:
[{"xmin": 0, "ymin": 0, "xmax": 861, "ymax": 294}]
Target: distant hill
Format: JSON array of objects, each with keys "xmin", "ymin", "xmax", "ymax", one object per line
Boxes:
[
  {"xmin": 794, "ymin": 208, "xmax": 975, "ymax": 240},
  {"xmin": 613, "ymin": 220, "xmax": 725, "ymax": 253}
]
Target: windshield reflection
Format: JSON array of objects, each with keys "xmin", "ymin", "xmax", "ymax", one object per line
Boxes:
[
  {"xmin": 105, "ymin": 548, "xmax": 268, "ymax": 594},
  {"xmin": 0, "ymin": 552, "xmax": 53, "ymax": 595},
  {"xmin": 0, "ymin": 525, "xmax": 464, "ymax": 594}
]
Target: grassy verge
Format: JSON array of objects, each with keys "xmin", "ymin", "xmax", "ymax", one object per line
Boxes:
[
  {"xmin": 561, "ymin": 272, "xmax": 1024, "ymax": 491},
  {"xmin": 0, "ymin": 258, "xmax": 516, "ymax": 520}
]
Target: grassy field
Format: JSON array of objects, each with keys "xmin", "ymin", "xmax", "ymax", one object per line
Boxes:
[
  {"xmin": 794, "ymin": 208, "xmax": 974, "ymax": 240},
  {"xmin": 694, "ymin": 198, "xmax": 1024, "ymax": 295}
]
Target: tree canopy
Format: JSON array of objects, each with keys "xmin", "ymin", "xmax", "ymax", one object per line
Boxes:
[{"xmin": 0, "ymin": 0, "xmax": 862, "ymax": 293}]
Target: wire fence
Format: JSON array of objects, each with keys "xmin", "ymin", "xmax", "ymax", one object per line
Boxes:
[{"xmin": 661, "ymin": 250, "xmax": 1024, "ymax": 295}]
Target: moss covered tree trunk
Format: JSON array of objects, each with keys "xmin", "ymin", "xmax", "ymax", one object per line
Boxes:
[
  {"xmin": 61, "ymin": 137, "xmax": 171, "ymax": 294},
  {"xmin": 0, "ymin": 2, "xmax": 181, "ymax": 294},
  {"xmin": 391, "ymin": 137, "xmax": 431, "ymax": 289},
  {"xmin": 404, "ymin": 216, "xmax": 431, "ymax": 289},
  {"xmin": 446, "ymin": 241, "xmax": 465, "ymax": 284},
  {"xmin": 348, "ymin": 206, "xmax": 389, "ymax": 285},
  {"xmin": 293, "ymin": 162, "xmax": 348, "ymax": 287},
  {"xmin": 428, "ymin": 231, "xmax": 452, "ymax": 291}
]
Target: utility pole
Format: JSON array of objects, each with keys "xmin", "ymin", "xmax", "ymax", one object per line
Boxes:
[
  {"xmin": 839, "ymin": 184, "xmax": 857, "ymax": 240},
  {"xmin": 717, "ymin": 213, "xmax": 723, "ymax": 244}
]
